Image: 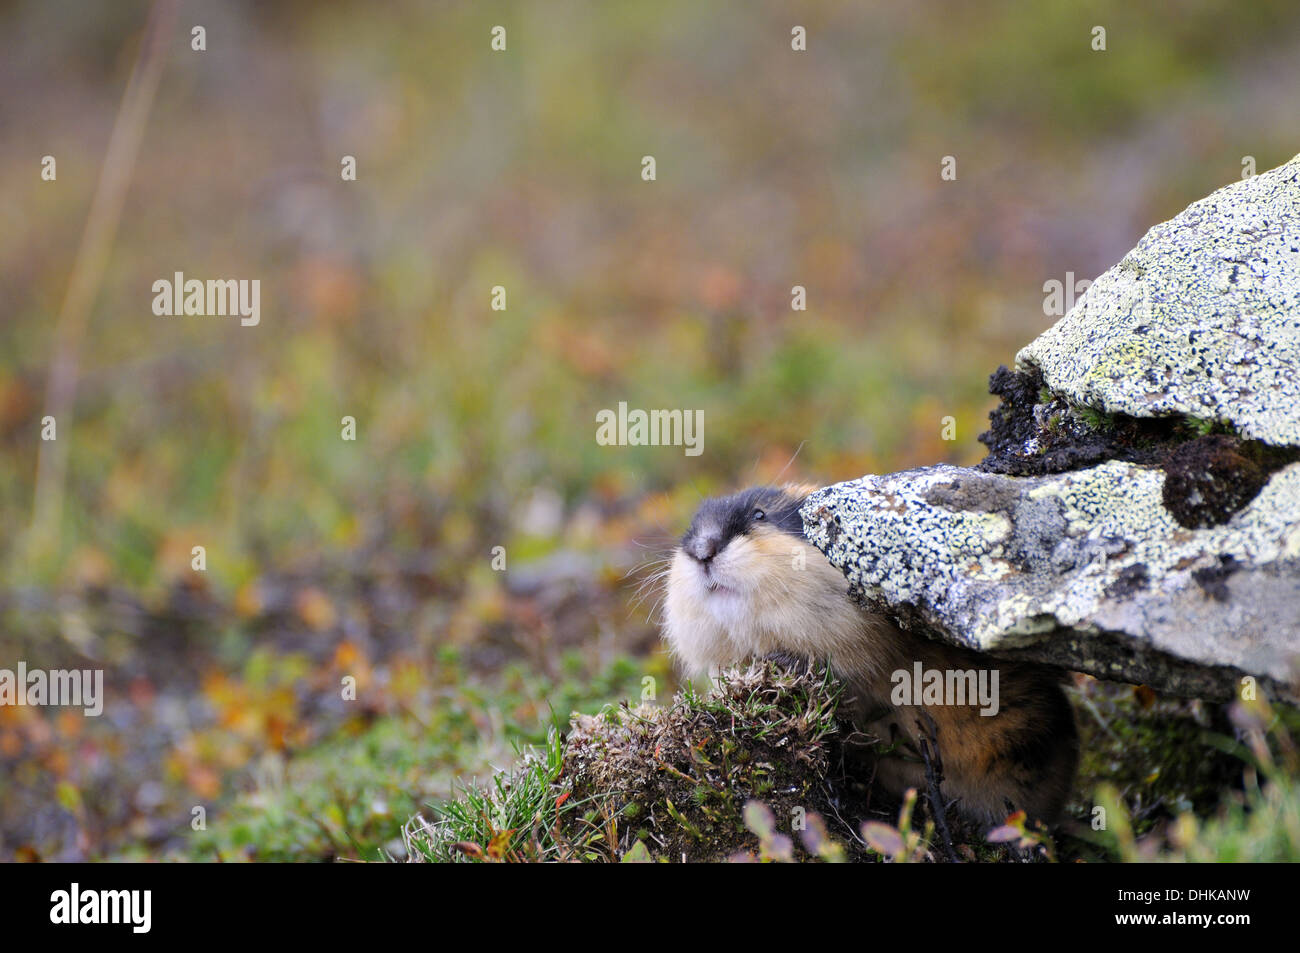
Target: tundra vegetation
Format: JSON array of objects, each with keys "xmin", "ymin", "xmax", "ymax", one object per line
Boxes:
[{"xmin": 3, "ymin": 3, "xmax": 1299, "ymax": 862}]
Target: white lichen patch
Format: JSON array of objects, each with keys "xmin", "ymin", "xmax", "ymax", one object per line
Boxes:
[
  {"xmin": 1016, "ymin": 153, "xmax": 1300, "ymax": 445},
  {"xmin": 1028, "ymin": 462, "xmax": 1172, "ymax": 539}
]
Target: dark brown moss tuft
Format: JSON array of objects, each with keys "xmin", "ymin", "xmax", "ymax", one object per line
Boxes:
[
  {"xmin": 977, "ymin": 366, "xmax": 1167, "ymax": 476},
  {"xmin": 561, "ymin": 662, "xmax": 873, "ymax": 861},
  {"xmin": 1159, "ymin": 435, "xmax": 1296, "ymax": 528}
]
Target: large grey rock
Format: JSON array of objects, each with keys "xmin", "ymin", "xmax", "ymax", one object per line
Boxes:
[
  {"xmin": 802, "ymin": 156, "xmax": 1300, "ymax": 702},
  {"xmin": 802, "ymin": 462, "xmax": 1300, "ymax": 702},
  {"xmin": 1018, "ymin": 154, "xmax": 1300, "ymax": 445}
]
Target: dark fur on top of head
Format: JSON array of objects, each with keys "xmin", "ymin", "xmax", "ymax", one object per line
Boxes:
[{"xmin": 679, "ymin": 486, "xmax": 808, "ymax": 564}]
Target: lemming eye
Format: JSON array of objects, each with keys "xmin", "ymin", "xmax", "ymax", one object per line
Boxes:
[{"xmin": 752, "ymin": 508, "xmax": 765, "ymax": 521}]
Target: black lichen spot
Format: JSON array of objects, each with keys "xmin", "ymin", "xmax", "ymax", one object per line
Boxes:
[
  {"xmin": 1105, "ymin": 564, "xmax": 1150, "ymax": 599},
  {"xmin": 812, "ymin": 505, "xmax": 841, "ymax": 545},
  {"xmin": 1160, "ymin": 435, "xmax": 1296, "ymax": 529},
  {"xmin": 1191, "ymin": 555, "xmax": 1241, "ymax": 602}
]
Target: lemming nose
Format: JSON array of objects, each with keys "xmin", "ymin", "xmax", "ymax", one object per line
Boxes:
[{"xmin": 688, "ymin": 534, "xmax": 719, "ymax": 563}]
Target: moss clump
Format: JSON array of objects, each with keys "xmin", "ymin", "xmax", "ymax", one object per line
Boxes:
[
  {"xmin": 1160, "ymin": 434, "xmax": 1299, "ymax": 528},
  {"xmin": 562, "ymin": 662, "xmax": 858, "ymax": 861},
  {"xmin": 980, "ymin": 365, "xmax": 1158, "ymax": 475},
  {"xmin": 402, "ymin": 660, "xmax": 881, "ymax": 862}
]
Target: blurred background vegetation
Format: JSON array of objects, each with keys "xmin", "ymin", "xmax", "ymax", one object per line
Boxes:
[{"xmin": 2, "ymin": 0, "xmax": 1299, "ymax": 860}]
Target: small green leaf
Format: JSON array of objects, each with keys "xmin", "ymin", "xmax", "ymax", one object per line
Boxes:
[{"xmin": 622, "ymin": 840, "xmax": 654, "ymax": 863}]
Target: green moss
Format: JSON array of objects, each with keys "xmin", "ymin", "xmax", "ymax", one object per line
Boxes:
[
  {"xmin": 1072, "ymin": 402, "xmax": 1116, "ymax": 433},
  {"xmin": 1085, "ymin": 698, "xmax": 1300, "ymax": 862},
  {"xmin": 1069, "ymin": 681, "xmax": 1239, "ymax": 839}
]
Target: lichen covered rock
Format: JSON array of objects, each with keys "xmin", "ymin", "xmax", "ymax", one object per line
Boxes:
[
  {"xmin": 803, "ymin": 462, "xmax": 1300, "ymax": 702},
  {"xmin": 1017, "ymin": 153, "xmax": 1300, "ymax": 445},
  {"xmin": 802, "ymin": 156, "xmax": 1300, "ymax": 703}
]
